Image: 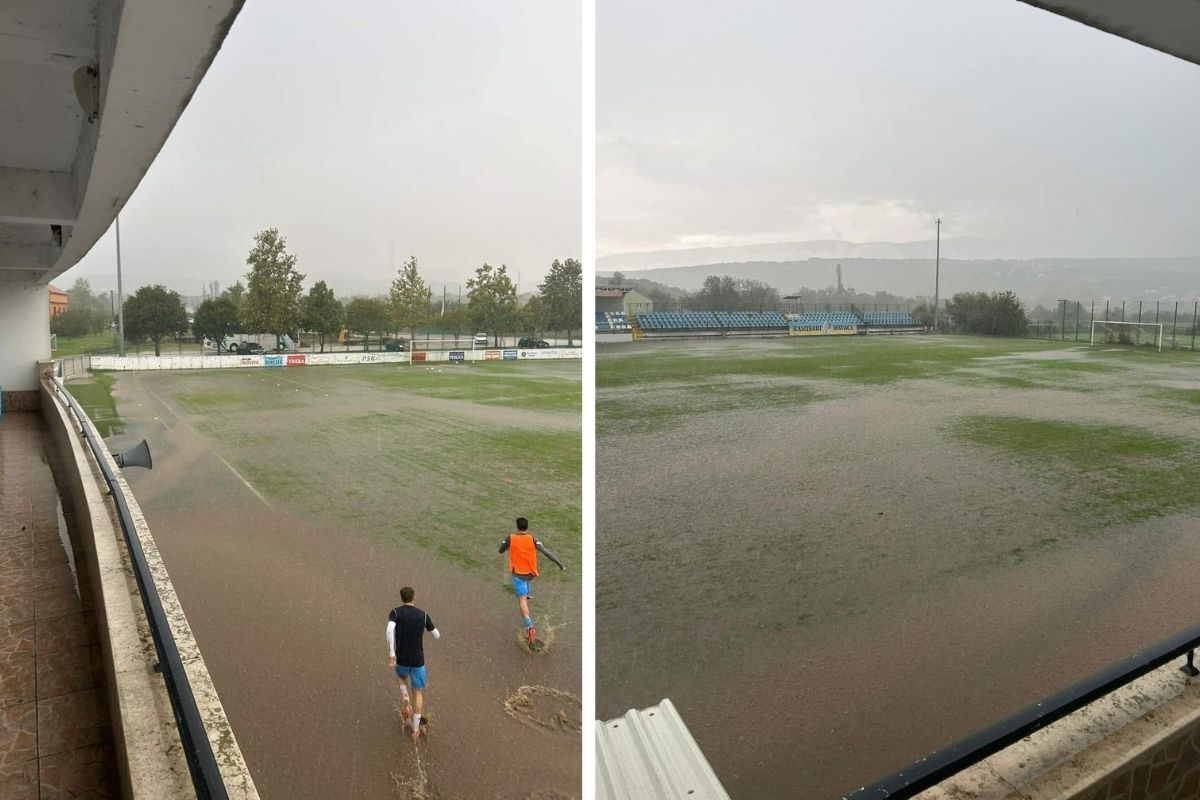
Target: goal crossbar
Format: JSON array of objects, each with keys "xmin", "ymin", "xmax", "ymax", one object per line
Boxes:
[{"xmin": 1090, "ymin": 320, "xmax": 1163, "ymax": 351}]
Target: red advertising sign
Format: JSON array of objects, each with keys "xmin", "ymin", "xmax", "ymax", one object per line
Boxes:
[
  {"xmin": 412, "ymin": 352, "xmax": 427, "ymax": 362},
  {"xmin": 484, "ymin": 350, "xmax": 500, "ymax": 360},
  {"xmin": 286, "ymin": 354, "xmax": 307, "ymax": 366}
]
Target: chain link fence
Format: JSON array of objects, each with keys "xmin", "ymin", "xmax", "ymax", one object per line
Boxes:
[{"xmin": 1023, "ymin": 300, "xmax": 1200, "ymax": 350}]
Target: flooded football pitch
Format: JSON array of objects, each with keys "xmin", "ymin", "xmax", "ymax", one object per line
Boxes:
[
  {"xmin": 597, "ymin": 335, "xmax": 1200, "ymax": 798},
  {"xmin": 102, "ymin": 360, "xmax": 581, "ymax": 799}
]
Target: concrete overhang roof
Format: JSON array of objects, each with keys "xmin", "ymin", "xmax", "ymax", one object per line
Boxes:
[
  {"xmin": 1018, "ymin": 1, "xmax": 1200, "ymax": 67},
  {"xmin": 0, "ymin": 0, "xmax": 243, "ymax": 285}
]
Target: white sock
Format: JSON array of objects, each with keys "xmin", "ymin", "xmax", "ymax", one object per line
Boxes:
[{"xmin": 412, "ymin": 713, "xmax": 421, "ymax": 733}]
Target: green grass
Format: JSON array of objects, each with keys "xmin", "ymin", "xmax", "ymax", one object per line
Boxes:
[
  {"xmin": 598, "ymin": 337, "xmax": 1079, "ymax": 389},
  {"xmin": 66, "ymin": 373, "xmax": 122, "ymax": 437},
  {"xmin": 177, "ymin": 370, "xmax": 581, "ymax": 583},
  {"xmin": 597, "ymin": 380, "xmax": 819, "ymax": 435},
  {"xmin": 954, "ymin": 415, "xmax": 1200, "ymax": 526},
  {"xmin": 52, "ymin": 332, "xmax": 119, "ymax": 357},
  {"xmin": 353, "ymin": 365, "xmax": 580, "ymax": 414},
  {"xmin": 175, "ymin": 391, "xmax": 256, "ymax": 413},
  {"xmin": 1153, "ymin": 387, "xmax": 1200, "ymax": 412}
]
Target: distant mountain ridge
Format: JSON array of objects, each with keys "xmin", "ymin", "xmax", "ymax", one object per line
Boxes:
[
  {"xmin": 600, "ymin": 257, "xmax": 1200, "ymax": 308},
  {"xmin": 599, "ymin": 238, "xmax": 1200, "ymax": 272}
]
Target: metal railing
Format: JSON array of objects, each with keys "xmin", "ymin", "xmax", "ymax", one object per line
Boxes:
[
  {"xmin": 843, "ymin": 624, "xmax": 1200, "ymax": 799},
  {"xmin": 52, "ymin": 378, "xmax": 228, "ymax": 800}
]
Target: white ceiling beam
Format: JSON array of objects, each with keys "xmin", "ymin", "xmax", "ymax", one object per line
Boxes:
[
  {"xmin": 0, "ymin": 242, "xmax": 59, "ymax": 272},
  {"xmin": 0, "ymin": 167, "xmax": 78, "ymax": 225}
]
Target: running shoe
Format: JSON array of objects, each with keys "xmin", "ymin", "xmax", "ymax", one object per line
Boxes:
[{"xmin": 400, "ymin": 697, "xmax": 411, "ymax": 722}]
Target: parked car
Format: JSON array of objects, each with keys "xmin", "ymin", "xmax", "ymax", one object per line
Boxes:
[
  {"xmin": 383, "ymin": 338, "xmax": 408, "ymax": 352},
  {"xmin": 473, "ymin": 332, "xmax": 489, "ymax": 347},
  {"xmin": 233, "ymin": 342, "xmax": 265, "ymax": 354},
  {"xmin": 518, "ymin": 337, "xmax": 550, "ymax": 348}
]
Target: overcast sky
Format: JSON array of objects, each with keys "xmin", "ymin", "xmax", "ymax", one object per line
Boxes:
[
  {"xmin": 64, "ymin": 0, "xmax": 580, "ymax": 298},
  {"xmin": 598, "ymin": 0, "xmax": 1200, "ymax": 259}
]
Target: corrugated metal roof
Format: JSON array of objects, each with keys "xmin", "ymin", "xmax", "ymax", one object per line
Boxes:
[{"xmin": 596, "ymin": 699, "xmax": 732, "ymax": 800}]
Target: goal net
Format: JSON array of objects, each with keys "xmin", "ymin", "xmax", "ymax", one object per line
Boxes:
[{"xmin": 1090, "ymin": 320, "xmax": 1163, "ymax": 351}]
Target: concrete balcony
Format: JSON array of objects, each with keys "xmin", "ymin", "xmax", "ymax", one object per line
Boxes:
[{"xmin": 0, "ymin": 373, "xmax": 257, "ymax": 799}]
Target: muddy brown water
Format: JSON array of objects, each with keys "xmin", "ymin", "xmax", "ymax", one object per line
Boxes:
[
  {"xmin": 104, "ymin": 366, "xmax": 580, "ymax": 800},
  {"xmin": 597, "ymin": 339, "xmax": 1200, "ymax": 798}
]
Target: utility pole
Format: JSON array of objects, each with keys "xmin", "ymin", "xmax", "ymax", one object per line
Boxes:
[
  {"xmin": 116, "ymin": 215, "xmax": 125, "ymax": 356},
  {"xmin": 1059, "ymin": 299, "xmax": 1069, "ymax": 340},
  {"xmin": 933, "ymin": 218, "xmax": 941, "ymax": 332}
]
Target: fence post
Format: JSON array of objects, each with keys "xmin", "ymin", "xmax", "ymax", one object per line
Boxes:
[
  {"xmin": 1193, "ymin": 302, "xmax": 1198, "ymax": 351},
  {"xmin": 1173, "ymin": 302, "xmax": 1179, "ymax": 350},
  {"xmin": 1074, "ymin": 302, "xmax": 1080, "ymax": 342}
]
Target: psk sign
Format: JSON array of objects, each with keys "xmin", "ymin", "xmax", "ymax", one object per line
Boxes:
[
  {"xmin": 264, "ymin": 355, "xmax": 284, "ymax": 367},
  {"xmin": 502, "ymin": 350, "xmax": 518, "ymax": 360},
  {"xmin": 449, "ymin": 351, "xmax": 465, "ymax": 361}
]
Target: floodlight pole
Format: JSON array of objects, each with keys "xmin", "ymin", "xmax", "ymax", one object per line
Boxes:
[
  {"xmin": 116, "ymin": 215, "xmax": 125, "ymax": 357},
  {"xmin": 1059, "ymin": 299, "xmax": 1068, "ymax": 340},
  {"xmin": 933, "ymin": 218, "xmax": 941, "ymax": 332}
]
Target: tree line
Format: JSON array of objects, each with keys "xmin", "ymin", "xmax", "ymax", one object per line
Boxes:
[{"xmin": 72, "ymin": 228, "xmax": 581, "ymax": 355}]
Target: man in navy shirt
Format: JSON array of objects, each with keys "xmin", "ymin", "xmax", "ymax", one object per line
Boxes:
[{"xmin": 387, "ymin": 586, "xmax": 441, "ymax": 740}]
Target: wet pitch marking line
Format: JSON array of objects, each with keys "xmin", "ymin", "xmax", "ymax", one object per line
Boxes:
[
  {"xmin": 148, "ymin": 390, "xmax": 181, "ymax": 421},
  {"xmin": 270, "ymin": 373, "xmax": 327, "ymax": 393},
  {"xmin": 214, "ymin": 454, "xmax": 271, "ymax": 509}
]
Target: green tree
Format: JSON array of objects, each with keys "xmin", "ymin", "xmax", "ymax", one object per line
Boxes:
[
  {"xmin": 302, "ymin": 281, "xmax": 345, "ymax": 353},
  {"xmin": 220, "ymin": 281, "xmax": 247, "ymax": 319},
  {"xmin": 192, "ymin": 297, "xmax": 239, "ymax": 351},
  {"xmin": 519, "ymin": 294, "xmax": 546, "ymax": 335},
  {"xmin": 389, "ymin": 256, "xmax": 431, "ymax": 342},
  {"xmin": 538, "ymin": 258, "xmax": 581, "ymax": 345},
  {"xmin": 944, "ymin": 290, "xmax": 1027, "ymax": 336},
  {"xmin": 242, "ymin": 229, "xmax": 305, "ymax": 348},
  {"xmin": 123, "ymin": 285, "xmax": 188, "ymax": 356},
  {"xmin": 466, "ymin": 263, "xmax": 517, "ymax": 346},
  {"xmin": 50, "ymin": 306, "xmax": 92, "ymax": 338},
  {"xmin": 345, "ymin": 296, "xmax": 390, "ymax": 351}
]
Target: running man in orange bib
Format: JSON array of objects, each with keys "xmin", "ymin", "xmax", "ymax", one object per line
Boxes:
[{"xmin": 498, "ymin": 517, "xmax": 565, "ymax": 645}]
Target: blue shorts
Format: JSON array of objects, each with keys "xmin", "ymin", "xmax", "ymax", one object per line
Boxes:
[
  {"xmin": 512, "ymin": 575, "xmax": 533, "ymax": 597},
  {"xmin": 394, "ymin": 664, "xmax": 427, "ymax": 689}
]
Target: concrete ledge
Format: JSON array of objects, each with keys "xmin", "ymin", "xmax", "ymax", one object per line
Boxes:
[
  {"xmin": 919, "ymin": 656, "xmax": 1200, "ymax": 800},
  {"xmin": 40, "ymin": 377, "xmax": 259, "ymax": 799}
]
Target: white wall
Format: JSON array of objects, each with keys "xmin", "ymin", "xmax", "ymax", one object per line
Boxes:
[{"xmin": 0, "ymin": 282, "xmax": 50, "ymax": 392}]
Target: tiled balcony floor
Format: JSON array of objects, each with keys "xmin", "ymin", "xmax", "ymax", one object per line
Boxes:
[{"xmin": 0, "ymin": 411, "xmax": 119, "ymax": 799}]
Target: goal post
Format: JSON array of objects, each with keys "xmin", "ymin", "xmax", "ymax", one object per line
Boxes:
[{"xmin": 1090, "ymin": 320, "xmax": 1163, "ymax": 351}]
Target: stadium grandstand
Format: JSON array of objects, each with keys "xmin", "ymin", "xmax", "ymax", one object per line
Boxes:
[
  {"xmin": 602, "ymin": 304, "xmax": 923, "ymax": 340},
  {"xmin": 596, "ymin": 285, "xmax": 652, "ymax": 341}
]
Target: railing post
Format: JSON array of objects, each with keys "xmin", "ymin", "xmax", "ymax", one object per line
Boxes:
[{"xmin": 1182, "ymin": 649, "xmax": 1199, "ymax": 678}]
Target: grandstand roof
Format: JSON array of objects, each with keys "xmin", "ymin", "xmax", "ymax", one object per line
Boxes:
[{"xmin": 596, "ymin": 699, "xmax": 730, "ymax": 800}]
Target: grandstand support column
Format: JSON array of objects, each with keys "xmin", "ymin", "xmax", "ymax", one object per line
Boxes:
[{"xmin": 0, "ymin": 278, "xmax": 50, "ymax": 403}]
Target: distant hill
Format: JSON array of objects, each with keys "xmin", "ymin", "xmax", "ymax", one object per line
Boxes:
[
  {"xmin": 600, "ymin": 257, "xmax": 1200, "ymax": 308},
  {"xmin": 595, "ymin": 237, "xmax": 1128, "ymax": 272}
]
